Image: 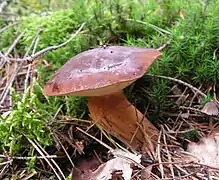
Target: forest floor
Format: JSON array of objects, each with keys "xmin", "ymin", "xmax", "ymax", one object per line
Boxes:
[{"xmin": 0, "ymin": 0, "xmax": 219, "ymax": 179}]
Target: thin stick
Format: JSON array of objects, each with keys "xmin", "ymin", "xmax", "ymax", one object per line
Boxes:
[
  {"xmin": 31, "ymin": 33, "xmax": 40, "ymax": 55},
  {"xmin": 156, "ymin": 131, "xmax": 164, "ymax": 179},
  {"xmin": 0, "ymin": 63, "xmax": 19, "ymax": 104},
  {"xmin": 0, "ymin": 154, "xmax": 59, "ymax": 160},
  {"xmin": 54, "ymin": 131, "xmax": 81, "ymax": 153},
  {"xmin": 24, "ymin": 64, "xmax": 32, "ymax": 92},
  {"xmin": 0, "ymin": 160, "xmax": 13, "ymax": 166},
  {"xmin": 157, "ymin": 39, "xmax": 171, "ymax": 51},
  {"xmin": 25, "ymin": 22, "xmax": 86, "ymax": 62},
  {"xmin": 179, "ymin": 106, "xmax": 206, "ymax": 114},
  {"xmin": 24, "ymin": 28, "xmax": 43, "ymax": 58},
  {"xmin": 0, "ymin": 163, "xmax": 9, "ymax": 179},
  {"xmin": 0, "ymin": 31, "xmax": 25, "ymax": 69},
  {"xmin": 33, "ymin": 139, "xmax": 66, "ymax": 180},
  {"xmin": 113, "ymin": 153, "xmax": 145, "ymax": 169},
  {"xmin": 5, "ymin": 31, "xmax": 25, "ymax": 57},
  {"xmin": 126, "ymin": 19, "xmax": 172, "ymax": 35},
  {"xmin": 27, "ymin": 138, "xmax": 63, "ymax": 180},
  {"xmin": 0, "ymin": 31, "xmax": 26, "ymax": 103},
  {"xmin": 23, "ymin": 171, "xmax": 37, "ymax": 180},
  {"xmin": 85, "ymin": 121, "xmax": 97, "ymax": 131},
  {"xmin": 23, "ymin": 28, "xmax": 42, "ymax": 94},
  {"xmin": 93, "ymin": 150, "xmax": 103, "ymax": 164},
  {"xmin": 162, "ymin": 127, "xmax": 175, "ymax": 179},
  {"xmin": 24, "ymin": 33, "xmax": 40, "ymax": 92},
  {"xmin": 0, "ymin": 51, "xmax": 9, "ymax": 63},
  {"xmin": 137, "ymin": 122, "xmax": 155, "ymax": 159},
  {"xmin": 0, "ymin": 22, "xmax": 85, "ymax": 105},
  {"xmin": 76, "ymin": 127, "xmax": 113, "ymax": 151},
  {"xmin": 53, "ymin": 132, "xmax": 75, "ymax": 168},
  {"xmin": 0, "ymin": 22, "xmax": 18, "ymax": 34},
  {"xmin": 173, "ymin": 164, "xmax": 190, "ymax": 177},
  {"xmin": 130, "ymin": 103, "xmax": 149, "ymax": 144},
  {"xmin": 147, "ymin": 74, "xmax": 207, "ymax": 98}
]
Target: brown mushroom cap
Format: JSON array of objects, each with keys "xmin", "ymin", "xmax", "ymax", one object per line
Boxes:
[{"xmin": 43, "ymin": 46, "xmax": 161, "ymax": 96}]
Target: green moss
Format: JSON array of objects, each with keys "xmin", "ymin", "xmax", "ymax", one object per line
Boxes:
[{"xmin": 0, "ymin": 85, "xmax": 53, "ymax": 155}]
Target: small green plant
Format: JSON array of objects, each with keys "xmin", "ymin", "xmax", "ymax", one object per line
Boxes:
[{"xmin": 0, "ymin": 85, "xmax": 53, "ymax": 155}]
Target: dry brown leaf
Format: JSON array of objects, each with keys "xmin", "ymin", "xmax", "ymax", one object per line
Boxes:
[
  {"xmin": 92, "ymin": 157, "xmax": 132, "ymax": 180},
  {"xmin": 73, "ymin": 149, "xmax": 141, "ymax": 180},
  {"xmin": 201, "ymin": 101, "xmax": 219, "ymax": 116},
  {"xmin": 186, "ymin": 132, "xmax": 219, "ymax": 167},
  {"xmin": 92, "ymin": 149, "xmax": 141, "ymax": 180}
]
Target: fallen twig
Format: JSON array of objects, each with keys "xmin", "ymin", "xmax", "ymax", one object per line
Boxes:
[
  {"xmin": 147, "ymin": 74, "xmax": 207, "ymax": 98},
  {"xmin": 126, "ymin": 18, "xmax": 172, "ymax": 35},
  {"xmin": 0, "ymin": 160, "xmax": 13, "ymax": 166},
  {"xmin": 27, "ymin": 137, "xmax": 64, "ymax": 180},
  {"xmin": 156, "ymin": 131, "xmax": 164, "ymax": 178},
  {"xmin": 34, "ymin": 139, "xmax": 66, "ymax": 179},
  {"xmin": 162, "ymin": 127, "xmax": 175, "ymax": 179},
  {"xmin": 0, "ymin": 22, "xmax": 18, "ymax": 34},
  {"xmin": 0, "ymin": 22, "xmax": 86, "ymax": 105},
  {"xmin": 22, "ymin": 171, "xmax": 37, "ymax": 180},
  {"xmin": 0, "ymin": 31, "xmax": 25, "ymax": 68},
  {"xmin": 25, "ymin": 22, "xmax": 86, "ymax": 62},
  {"xmin": 157, "ymin": 39, "xmax": 171, "ymax": 51},
  {"xmin": 76, "ymin": 127, "xmax": 113, "ymax": 151},
  {"xmin": 53, "ymin": 132, "xmax": 75, "ymax": 168},
  {"xmin": 24, "ymin": 30, "xmax": 41, "ymax": 92},
  {"xmin": 0, "ymin": 154, "xmax": 60, "ymax": 160},
  {"xmin": 179, "ymin": 106, "xmax": 206, "ymax": 114}
]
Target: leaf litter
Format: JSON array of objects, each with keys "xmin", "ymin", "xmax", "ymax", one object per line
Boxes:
[
  {"xmin": 186, "ymin": 131, "xmax": 219, "ymax": 168},
  {"xmin": 72, "ymin": 149, "xmax": 141, "ymax": 180}
]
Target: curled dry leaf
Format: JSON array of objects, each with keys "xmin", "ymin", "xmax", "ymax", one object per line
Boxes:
[
  {"xmin": 92, "ymin": 157, "xmax": 133, "ymax": 180},
  {"xmin": 92, "ymin": 149, "xmax": 141, "ymax": 180},
  {"xmin": 186, "ymin": 132, "xmax": 219, "ymax": 167},
  {"xmin": 201, "ymin": 101, "xmax": 219, "ymax": 116},
  {"xmin": 72, "ymin": 149, "xmax": 142, "ymax": 180}
]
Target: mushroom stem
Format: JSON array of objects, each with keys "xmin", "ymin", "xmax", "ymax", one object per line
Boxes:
[{"xmin": 88, "ymin": 90, "xmax": 158, "ymax": 149}]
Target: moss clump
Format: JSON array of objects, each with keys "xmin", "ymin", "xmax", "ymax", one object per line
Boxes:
[
  {"xmin": 0, "ymin": 86, "xmax": 53, "ymax": 155},
  {"xmin": 150, "ymin": 0, "xmax": 219, "ymax": 84}
]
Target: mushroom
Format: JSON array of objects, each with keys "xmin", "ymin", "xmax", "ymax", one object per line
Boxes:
[{"xmin": 43, "ymin": 46, "xmax": 161, "ymax": 149}]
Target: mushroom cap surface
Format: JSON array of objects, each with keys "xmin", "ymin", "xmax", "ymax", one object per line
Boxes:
[{"xmin": 43, "ymin": 46, "xmax": 161, "ymax": 96}]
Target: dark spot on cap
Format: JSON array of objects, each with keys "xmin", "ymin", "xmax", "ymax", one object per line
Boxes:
[{"xmin": 52, "ymin": 82, "xmax": 60, "ymax": 93}]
